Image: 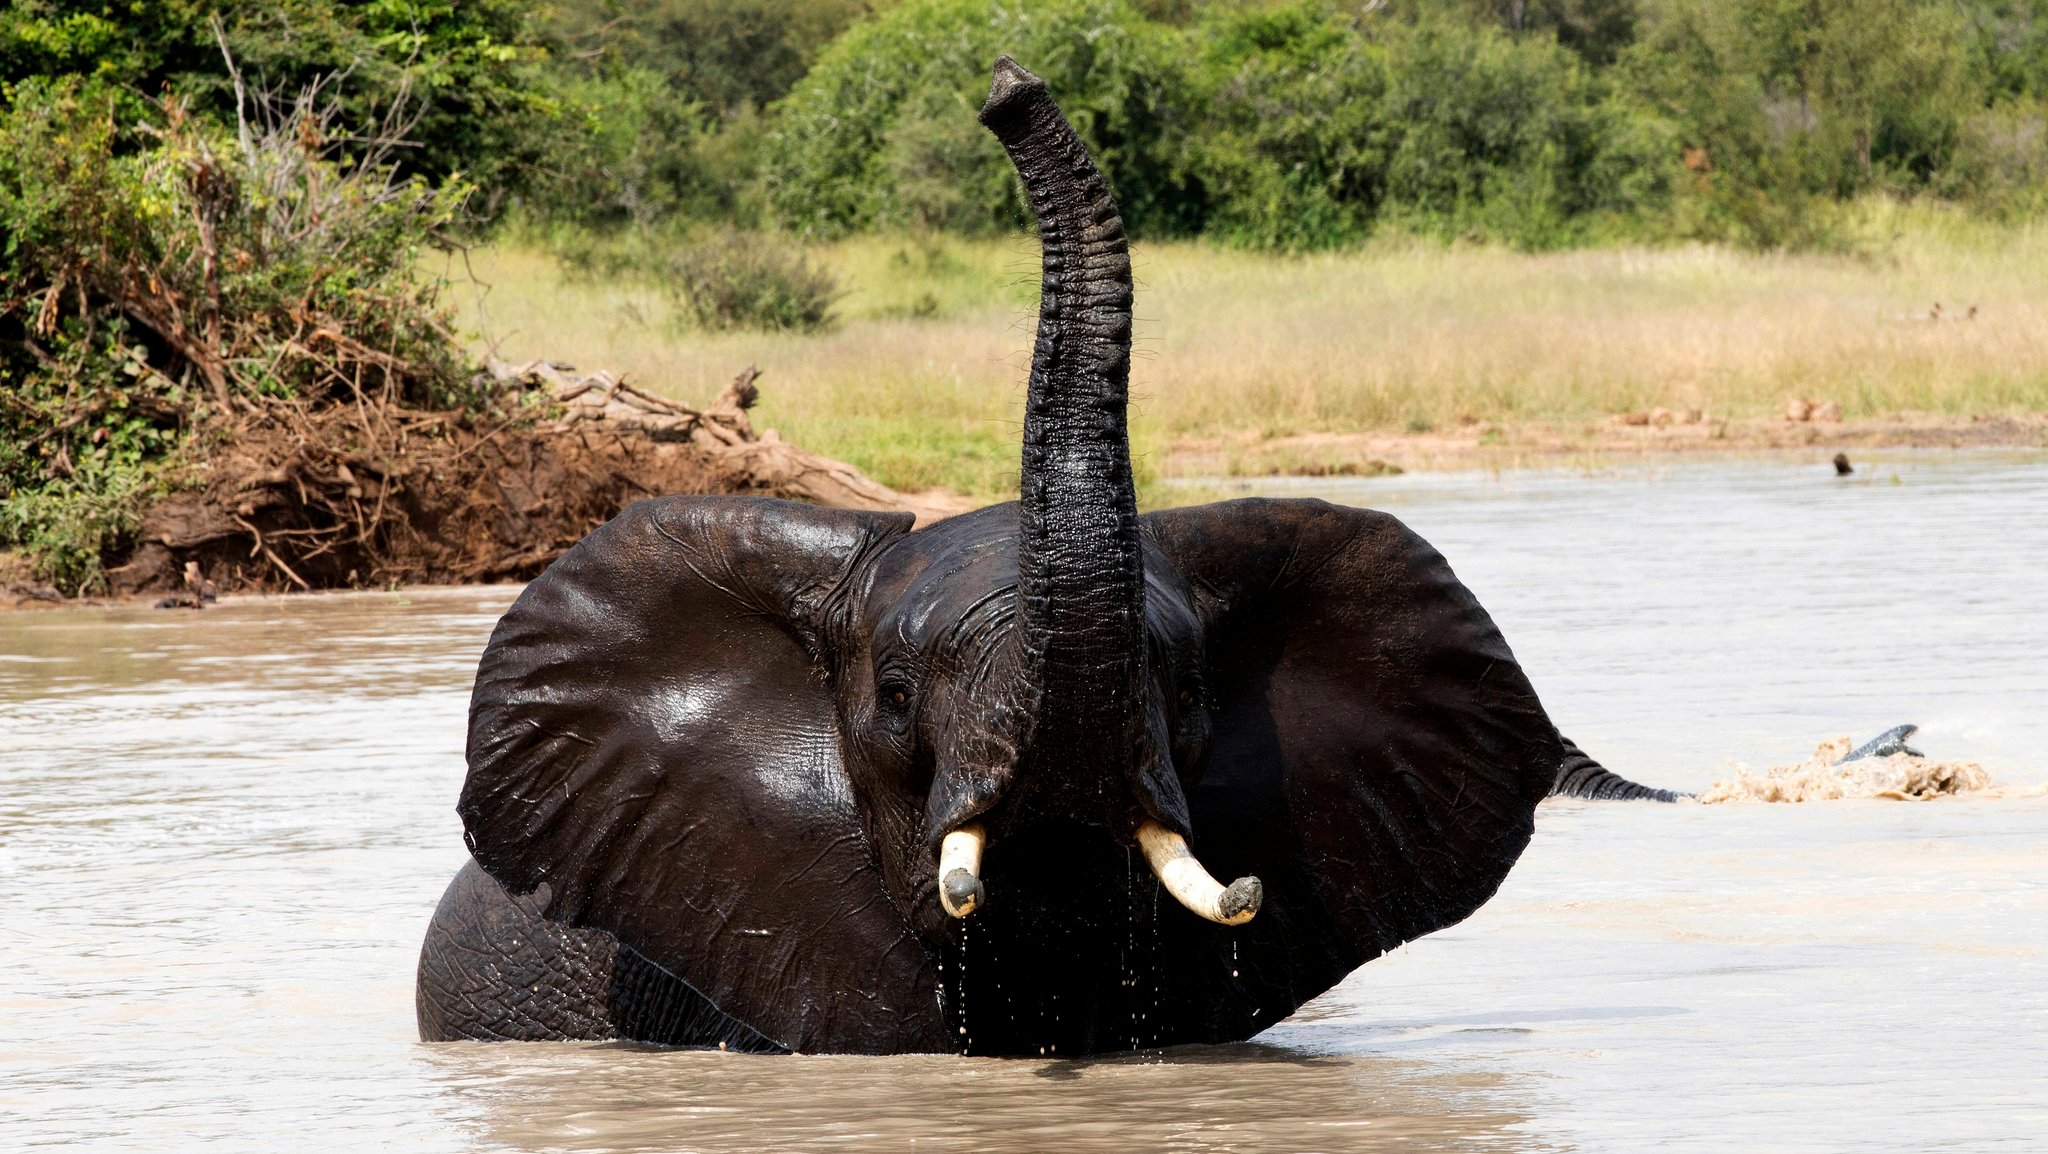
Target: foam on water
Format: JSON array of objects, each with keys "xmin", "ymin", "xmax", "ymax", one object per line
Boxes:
[{"xmin": 1697, "ymin": 735, "xmax": 2000, "ymax": 803}]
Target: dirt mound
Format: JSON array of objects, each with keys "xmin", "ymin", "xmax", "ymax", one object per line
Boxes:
[
  {"xmin": 105, "ymin": 363, "xmax": 966, "ymax": 598},
  {"xmin": 1697, "ymin": 736, "xmax": 1994, "ymax": 803}
]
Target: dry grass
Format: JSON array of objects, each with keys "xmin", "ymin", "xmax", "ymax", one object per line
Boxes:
[{"xmin": 447, "ymin": 205, "xmax": 2048, "ymax": 500}]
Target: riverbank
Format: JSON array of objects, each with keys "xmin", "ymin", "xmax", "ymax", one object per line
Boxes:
[
  {"xmin": 1165, "ymin": 412, "xmax": 2048, "ymax": 480},
  {"xmin": 455, "ymin": 213, "xmax": 2048, "ymax": 502}
]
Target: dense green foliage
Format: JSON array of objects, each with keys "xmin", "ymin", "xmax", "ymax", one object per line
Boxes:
[
  {"xmin": 764, "ymin": 0, "xmax": 1199, "ymax": 238},
  {"xmin": 523, "ymin": 0, "xmax": 867, "ymax": 229},
  {"xmin": 10, "ymin": 0, "xmax": 2045, "ymax": 252},
  {"xmin": 1, "ymin": 0, "xmax": 553, "ymax": 206},
  {"xmin": 668, "ymin": 230, "xmax": 841, "ymax": 331},
  {"xmin": 0, "ymin": 78, "xmax": 479, "ymax": 591},
  {"xmin": 1628, "ymin": 0, "xmax": 1984, "ymax": 244},
  {"xmin": 1188, "ymin": 5, "xmax": 1674, "ymax": 248},
  {"xmin": 759, "ymin": 0, "xmax": 2048, "ymax": 249}
]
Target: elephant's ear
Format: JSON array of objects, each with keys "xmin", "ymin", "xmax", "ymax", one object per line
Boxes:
[
  {"xmin": 457, "ymin": 495, "xmax": 945, "ymax": 1053},
  {"xmin": 1142, "ymin": 498, "xmax": 1559, "ymax": 1031}
]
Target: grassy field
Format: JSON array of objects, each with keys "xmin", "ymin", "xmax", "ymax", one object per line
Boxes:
[{"xmin": 450, "ymin": 205, "xmax": 2048, "ymax": 501}]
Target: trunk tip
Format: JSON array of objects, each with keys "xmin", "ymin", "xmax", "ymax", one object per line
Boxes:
[{"xmin": 981, "ymin": 55, "xmax": 1047, "ymax": 125}]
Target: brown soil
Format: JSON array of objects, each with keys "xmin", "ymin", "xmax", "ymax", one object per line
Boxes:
[
  {"xmin": 1164, "ymin": 412, "xmax": 2048, "ymax": 478},
  {"xmin": 9, "ymin": 362, "xmax": 968, "ymax": 608}
]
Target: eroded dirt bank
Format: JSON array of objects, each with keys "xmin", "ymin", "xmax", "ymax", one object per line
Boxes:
[{"xmin": 5, "ymin": 362, "xmax": 967, "ymax": 608}]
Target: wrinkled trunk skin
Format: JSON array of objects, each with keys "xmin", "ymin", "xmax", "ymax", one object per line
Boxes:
[
  {"xmin": 978, "ymin": 58, "xmax": 1185, "ymax": 836},
  {"xmin": 918, "ymin": 60, "xmax": 1193, "ymax": 1058}
]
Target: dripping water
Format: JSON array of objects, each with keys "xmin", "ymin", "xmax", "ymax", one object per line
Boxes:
[
  {"xmin": 1148, "ymin": 874, "xmax": 1161, "ymax": 1048},
  {"xmin": 1124, "ymin": 845, "xmax": 1140, "ymax": 1051},
  {"xmin": 957, "ymin": 915, "xmax": 971, "ymax": 1055}
]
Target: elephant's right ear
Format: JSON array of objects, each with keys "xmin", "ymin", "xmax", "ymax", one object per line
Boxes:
[{"xmin": 457, "ymin": 495, "xmax": 946, "ymax": 1053}]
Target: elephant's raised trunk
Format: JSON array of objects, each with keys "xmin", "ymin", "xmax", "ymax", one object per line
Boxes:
[{"xmin": 979, "ymin": 57, "xmax": 1179, "ymax": 832}]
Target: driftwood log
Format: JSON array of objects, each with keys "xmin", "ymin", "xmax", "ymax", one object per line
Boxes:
[{"xmin": 499, "ymin": 359, "xmax": 922, "ymax": 516}]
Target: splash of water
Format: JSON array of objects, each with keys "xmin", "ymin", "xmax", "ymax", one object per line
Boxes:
[{"xmin": 1698, "ymin": 736, "xmax": 1995, "ymax": 803}]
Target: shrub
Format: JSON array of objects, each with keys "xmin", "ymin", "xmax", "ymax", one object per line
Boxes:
[
  {"xmin": 1377, "ymin": 16, "xmax": 1643, "ymax": 247},
  {"xmin": 0, "ymin": 77, "xmax": 479, "ymax": 592},
  {"xmin": 1187, "ymin": 3, "xmax": 1673, "ymax": 250},
  {"xmin": 670, "ymin": 230, "xmax": 841, "ymax": 331},
  {"xmin": 518, "ymin": 67, "xmax": 736, "ymax": 231},
  {"xmin": 1188, "ymin": 3, "xmax": 1391, "ymax": 250},
  {"xmin": 1942, "ymin": 99, "xmax": 2048, "ymax": 214},
  {"xmin": 549, "ymin": 0, "xmax": 869, "ymax": 119}
]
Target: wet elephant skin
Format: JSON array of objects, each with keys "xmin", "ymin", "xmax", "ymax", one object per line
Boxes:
[{"xmin": 418, "ymin": 59, "xmax": 1570, "ymax": 1056}]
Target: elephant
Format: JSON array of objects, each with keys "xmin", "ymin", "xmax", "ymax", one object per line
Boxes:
[{"xmin": 416, "ymin": 57, "xmax": 1680, "ymax": 1057}]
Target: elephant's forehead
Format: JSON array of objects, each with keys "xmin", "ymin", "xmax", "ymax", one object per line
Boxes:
[
  {"xmin": 876, "ymin": 538, "xmax": 1021, "ymax": 646},
  {"xmin": 866, "ymin": 507, "xmax": 1022, "ymax": 629},
  {"xmin": 862, "ymin": 503, "xmax": 1201, "ymax": 651}
]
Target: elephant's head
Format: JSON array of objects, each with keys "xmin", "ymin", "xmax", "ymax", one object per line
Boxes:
[{"xmin": 456, "ymin": 58, "xmax": 1560, "ymax": 1056}]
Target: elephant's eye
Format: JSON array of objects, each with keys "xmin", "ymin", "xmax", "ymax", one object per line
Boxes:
[
  {"xmin": 1177, "ymin": 686, "xmax": 1196, "ymax": 707},
  {"xmin": 879, "ymin": 681, "xmax": 914, "ymax": 712}
]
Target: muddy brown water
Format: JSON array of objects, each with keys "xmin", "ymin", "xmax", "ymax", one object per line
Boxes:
[{"xmin": 3, "ymin": 452, "xmax": 2044, "ymax": 1152}]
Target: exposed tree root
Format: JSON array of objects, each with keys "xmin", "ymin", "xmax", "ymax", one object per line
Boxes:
[{"xmin": 100, "ymin": 363, "xmax": 964, "ymax": 598}]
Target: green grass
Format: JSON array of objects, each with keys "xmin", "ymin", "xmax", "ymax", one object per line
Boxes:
[{"xmin": 447, "ymin": 204, "xmax": 2048, "ymax": 501}]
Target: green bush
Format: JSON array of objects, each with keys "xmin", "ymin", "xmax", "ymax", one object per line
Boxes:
[
  {"xmin": 1942, "ymin": 98, "xmax": 2048, "ymax": 214},
  {"xmin": 549, "ymin": 0, "xmax": 868, "ymax": 119},
  {"xmin": 671, "ymin": 230, "xmax": 841, "ymax": 331},
  {"xmin": 1188, "ymin": 3, "xmax": 1390, "ymax": 249},
  {"xmin": 0, "ymin": 77, "xmax": 479, "ymax": 592},
  {"xmin": 1188, "ymin": 4, "xmax": 1674, "ymax": 250},
  {"xmin": 519, "ymin": 66, "xmax": 738, "ymax": 231}
]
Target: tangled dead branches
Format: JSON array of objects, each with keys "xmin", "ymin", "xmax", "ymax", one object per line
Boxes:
[{"xmin": 106, "ymin": 363, "xmax": 955, "ymax": 597}]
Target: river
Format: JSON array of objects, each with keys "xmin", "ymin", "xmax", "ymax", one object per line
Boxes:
[{"xmin": 3, "ymin": 451, "xmax": 2043, "ymax": 1151}]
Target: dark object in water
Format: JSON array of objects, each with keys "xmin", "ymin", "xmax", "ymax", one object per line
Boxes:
[
  {"xmin": 1835, "ymin": 724, "xmax": 1922, "ymax": 765},
  {"xmin": 1833, "ymin": 453, "xmax": 1854, "ymax": 476},
  {"xmin": 154, "ymin": 562, "xmax": 219, "ymax": 610},
  {"xmin": 1552, "ymin": 735, "xmax": 1690, "ymax": 802}
]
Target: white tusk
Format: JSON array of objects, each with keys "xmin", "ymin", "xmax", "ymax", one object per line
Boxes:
[
  {"xmin": 1136, "ymin": 819, "xmax": 1262, "ymax": 926},
  {"xmin": 938, "ymin": 823, "xmax": 987, "ymax": 917}
]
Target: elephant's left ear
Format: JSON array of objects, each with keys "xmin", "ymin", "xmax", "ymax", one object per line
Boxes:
[
  {"xmin": 457, "ymin": 495, "xmax": 946, "ymax": 1053},
  {"xmin": 1141, "ymin": 498, "xmax": 1560, "ymax": 1033}
]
